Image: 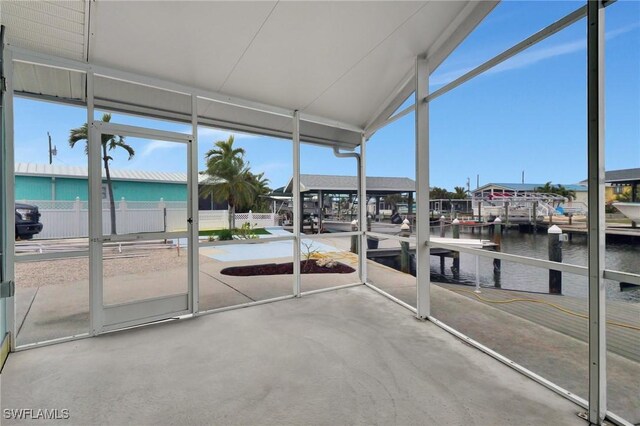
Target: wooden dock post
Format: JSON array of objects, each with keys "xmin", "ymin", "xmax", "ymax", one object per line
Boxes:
[
  {"xmin": 400, "ymin": 222, "xmax": 411, "ymax": 273},
  {"xmin": 439, "ymin": 215, "xmax": 445, "ymax": 237},
  {"xmin": 350, "ymin": 220, "xmax": 358, "ymax": 254},
  {"xmin": 504, "ymin": 201, "xmax": 510, "ymax": 229},
  {"xmin": 548, "ymin": 225, "xmax": 563, "ymax": 294},
  {"xmin": 533, "ymin": 201, "xmax": 538, "ymax": 233},
  {"xmin": 493, "ymin": 217, "xmax": 502, "ymax": 288},
  {"xmin": 452, "ymin": 218, "xmax": 460, "ymax": 277}
]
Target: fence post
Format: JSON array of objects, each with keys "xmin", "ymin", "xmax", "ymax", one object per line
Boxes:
[
  {"xmin": 75, "ymin": 196, "xmax": 82, "ymax": 237},
  {"xmin": 119, "ymin": 197, "xmax": 127, "ymax": 233},
  {"xmin": 248, "ymin": 210, "xmax": 253, "ymax": 228},
  {"xmin": 159, "ymin": 198, "xmax": 166, "ymax": 232}
]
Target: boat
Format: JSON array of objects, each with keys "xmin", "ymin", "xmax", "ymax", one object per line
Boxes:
[{"xmin": 613, "ymin": 202, "xmax": 640, "ymax": 221}]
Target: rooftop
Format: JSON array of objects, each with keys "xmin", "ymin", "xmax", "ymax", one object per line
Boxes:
[
  {"xmin": 3, "ymin": 1, "xmax": 497, "ymax": 148},
  {"xmin": 14, "ymin": 162, "xmax": 215, "ymax": 184},
  {"xmin": 579, "ymin": 168, "xmax": 640, "ymax": 185},
  {"xmin": 281, "ymin": 174, "xmax": 415, "ymax": 193},
  {"xmin": 474, "ymin": 182, "xmax": 588, "ymax": 192}
]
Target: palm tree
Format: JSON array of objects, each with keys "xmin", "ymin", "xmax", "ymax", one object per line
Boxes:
[
  {"xmin": 452, "ymin": 186, "xmax": 468, "ymax": 199},
  {"xmin": 200, "ymin": 136, "xmax": 256, "ymax": 229},
  {"xmin": 535, "ymin": 182, "xmax": 554, "ymax": 194},
  {"xmin": 535, "ymin": 182, "xmax": 576, "ymax": 201},
  {"xmin": 247, "ymin": 172, "xmax": 271, "ymax": 212},
  {"xmin": 554, "ymin": 184, "xmax": 576, "ymax": 202},
  {"xmin": 69, "ymin": 113, "xmax": 134, "ymax": 235}
]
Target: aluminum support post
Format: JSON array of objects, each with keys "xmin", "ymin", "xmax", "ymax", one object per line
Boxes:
[
  {"xmin": 292, "ymin": 111, "xmax": 301, "ymax": 296},
  {"xmin": 359, "ymin": 134, "xmax": 367, "ymax": 283},
  {"xmin": 3, "ymin": 48, "xmax": 17, "ymax": 350},
  {"xmin": 87, "ymin": 70, "xmax": 103, "ymax": 334},
  {"xmin": 189, "ymin": 95, "xmax": 199, "ymax": 314},
  {"xmin": 415, "ymin": 56, "xmax": 430, "ymax": 319},
  {"xmin": 587, "ymin": 1, "xmax": 607, "ymax": 423}
]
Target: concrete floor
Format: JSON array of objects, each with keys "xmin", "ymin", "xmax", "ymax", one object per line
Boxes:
[{"xmin": 2, "ymin": 286, "xmax": 586, "ymax": 426}]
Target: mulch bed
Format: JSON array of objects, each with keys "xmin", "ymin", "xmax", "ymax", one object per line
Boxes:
[{"xmin": 221, "ymin": 259, "xmax": 355, "ymax": 276}]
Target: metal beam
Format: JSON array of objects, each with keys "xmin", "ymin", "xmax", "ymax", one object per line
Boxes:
[
  {"xmin": 427, "ymin": 5, "xmax": 587, "ymax": 104},
  {"xmin": 2, "ymin": 45, "xmax": 17, "ymax": 351},
  {"xmin": 292, "ymin": 111, "xmax": 301, "ymax": 297},
  {"xmin": 415, "ymin": 56, "xmax": 430, "ymax": 319},
  {"xmin": 8, "ymin": 46, "xmax": 364, "ymax": 135},
  {"xmin": 587, "ymin": 1, "xmax": 607, "ymax": 423}
]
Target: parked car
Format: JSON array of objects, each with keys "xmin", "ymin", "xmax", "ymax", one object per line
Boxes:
[{"xmin": 15, "ymin": 202, "xmax": 43, "ymax": 240}]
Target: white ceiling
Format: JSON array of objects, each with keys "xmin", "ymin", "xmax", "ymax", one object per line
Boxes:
[{"xmin": 2, "ymin": 1, "xmax": 497, "ymax": 146}]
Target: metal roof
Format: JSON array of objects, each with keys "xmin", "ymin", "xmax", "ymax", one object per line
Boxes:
[
  {"xmin": 14, "ymin": 162, "xmax": 198, "ymax": 184},
  {"xmin": 2, "ymin": 1, "xmax": 497, "ymax": 148},
  {"xmin": 283, "ymin": 174, "xmax": 415, "ymax": 193},
  {"xmin": 474, "ymin": 183, "xmax": 588, "ymax": 192},
  {"xmin": 579, "ymin": 168, "xmax": 640, "ymax": 185}
]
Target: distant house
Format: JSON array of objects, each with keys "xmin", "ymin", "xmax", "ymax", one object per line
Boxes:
[
  {"xmin": 472, "ymin": 182, "xmax": 588, "ymax": 206},
  {"xmin": 579, "ymin": 168, "xmax": 640, "ymax": 203},
  {"xmin": 14, "ymin": 163, "xmax": 227, "ymax": 210}
]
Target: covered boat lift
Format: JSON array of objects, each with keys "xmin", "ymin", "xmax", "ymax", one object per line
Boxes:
[{"xmin": 1, "ymin": 1, "xmax": 637, "ymax": 425}]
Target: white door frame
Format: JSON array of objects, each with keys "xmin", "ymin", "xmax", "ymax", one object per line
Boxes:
[{"xmin": 89, "ymin": 121, "xmax": 194, "ymax": 333}]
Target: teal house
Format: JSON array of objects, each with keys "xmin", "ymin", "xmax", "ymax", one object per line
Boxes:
[{"xmin": 15, "ymin": 163, "xmax": 189, "ymax": 203}]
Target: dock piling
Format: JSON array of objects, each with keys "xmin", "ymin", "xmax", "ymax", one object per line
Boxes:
[
  {"xmin": 400, "ymin": 223, "xmax": 411, "ymax": 273},
  {"xmin": 493, "ymin": 217, "xmax": 502, "ymax": 288},
  {"xmin": 350, "ymin": 220, "xmax": 358, "ymax": 254},
  {"xmin": 452, "ymin": 218, "xmax": 460, "ymax": 275},
  {"xmin": 548, "ymin": 225, "xmax": 563, "ymax": 294}
]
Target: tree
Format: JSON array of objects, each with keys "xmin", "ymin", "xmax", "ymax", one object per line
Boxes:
[
  {"xmin": 247, "ymin": 172, "xmax": 271, "ymax": 212},
  {"xmin": 69, "ymin": 113, "xmax": 134, "ymax": 235},
  {"xmin": 200, "ymin": 136, "xmax": 257, "ymax": 229},
  {"xmin": 535, "ymin": 182, "xmax": 554, "ymax": 194},
  {"xmin": 554, "ymin": 184, "xmax": 576, "ymax": 202},
  {"xmin": 535, "ymin": 182, "xmax": 576, "ymax": 201},
  {"xmin": 452, "ymin": 186, "xmax": 468, "ymax": 199},
  {"xmin": 430, "ymin": 187, "xmax": 451, "ymax": 200}
]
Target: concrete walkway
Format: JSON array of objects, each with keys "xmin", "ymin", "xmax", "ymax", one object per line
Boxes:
[
  {"xmin": 366, "ymin": 260, "xmax": 640, "ymax": 423},
  {"xmin": 2, "ymin": 287, "xmax": 585, "ymax": 426}
]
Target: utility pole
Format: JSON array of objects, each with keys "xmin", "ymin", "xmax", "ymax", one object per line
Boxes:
[{"xmin": 47, "ymin": 132, "xmax": 57, "ymax": 164}]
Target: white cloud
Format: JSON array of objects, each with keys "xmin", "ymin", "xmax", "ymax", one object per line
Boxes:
[
  {"xmin": 431, "ymin": 23, "xmax": 639, "ymax": 87},
  {"xmin": 140, "ymin": 140, "xmax": 180, "ymax": 158}
]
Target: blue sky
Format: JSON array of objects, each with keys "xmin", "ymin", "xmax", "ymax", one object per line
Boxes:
[{"xmin": 13, "ymin": 1, "xmax": 639, "ymax": 191}]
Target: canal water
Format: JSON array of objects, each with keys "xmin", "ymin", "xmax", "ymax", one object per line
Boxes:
[{"xmin": 426, "ymin": 229, "xmax": 639, "ymax": 303}]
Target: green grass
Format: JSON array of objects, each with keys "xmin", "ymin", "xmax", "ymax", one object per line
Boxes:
[{"xmin": 199, "ymin": 228, "xmax": 271, "ymax": 237}]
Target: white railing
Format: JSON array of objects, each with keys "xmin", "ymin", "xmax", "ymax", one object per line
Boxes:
[
  {"xmin": 19, "ymin": 200, "xmax": 277, "ymax": 239},
  {"xmin": 235, "ymin": 211, "xmax": 278, "ymax": 228}
]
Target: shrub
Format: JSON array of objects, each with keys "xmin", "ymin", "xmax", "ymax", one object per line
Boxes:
[{"xmin": 218, "ymin": 229, "xmax": 234, "ymax": 241}]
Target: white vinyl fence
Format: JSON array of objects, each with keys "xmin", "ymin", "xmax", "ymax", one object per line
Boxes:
[{"xmin": 19, "ymin": 199, "xmax": 277, "ymax": 239}]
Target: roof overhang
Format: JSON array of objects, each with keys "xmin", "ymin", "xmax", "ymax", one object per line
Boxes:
[{"xmin": 2, "ymin": 1, "xmax": 498, "ymax": 148}]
